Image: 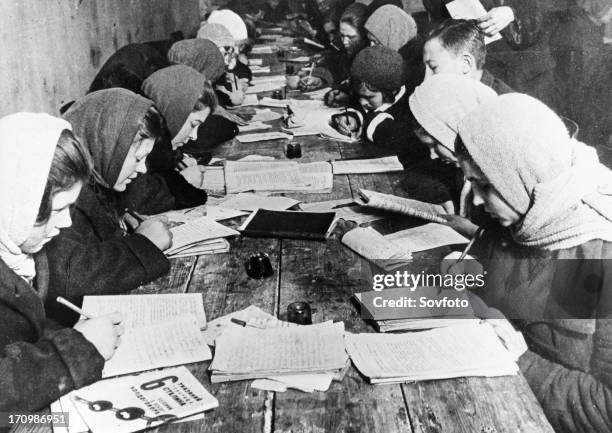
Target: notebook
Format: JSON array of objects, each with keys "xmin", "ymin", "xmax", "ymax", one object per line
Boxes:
[{"xmin": 239, "ymin": 209, "xmax": 336, "ymax": 240}]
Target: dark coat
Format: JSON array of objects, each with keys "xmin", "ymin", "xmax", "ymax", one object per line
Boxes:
[
  {"xmin": 0, "ymin": 252, "xmax": 103, "ymax": 416},
  {"xmin": 473, "ymin": 231, "xmax": 612, "ymax": 433},
  {"xmin": 46, "ymin": 184, "xmax": 170, "ymax": 325}
]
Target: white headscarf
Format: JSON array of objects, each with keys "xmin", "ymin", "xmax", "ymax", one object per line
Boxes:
[
  {"xmin": 0, "ymin": 113, "xmax": 70, "ymax": 280},
  {"xmin": 207, "ymin": 9, "xmax": 248, "ymax": 43}
]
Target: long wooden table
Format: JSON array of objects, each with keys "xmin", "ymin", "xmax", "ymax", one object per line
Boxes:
[{"xmin": 12, "ymin": 51, "xmax": 555, "ymax": 433}]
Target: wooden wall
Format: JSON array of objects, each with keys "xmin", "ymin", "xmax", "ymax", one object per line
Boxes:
[{"xmin": 0, "ymin": 0, "xmax": 200, "ymax": 116}]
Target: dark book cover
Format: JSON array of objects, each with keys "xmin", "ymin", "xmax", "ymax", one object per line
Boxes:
[{"xmin": 239, "ymin": 209, "xmax": 336, "ymax": 240}]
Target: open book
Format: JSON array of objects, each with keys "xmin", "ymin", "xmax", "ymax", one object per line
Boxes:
[
  {"xmin": 358, "ymin": 189, "xmax": 448, "ymax": 223},
  {"xmin": 165, "ymin": 216, "xmax": 239, "ymax": 257},
  {"xmin": 81, "ymin": 294, "xmax": 212, "ymax": 377},
  {"xmin": 346, "ymin": 323, "xmax": 518, "ymax": 384}
]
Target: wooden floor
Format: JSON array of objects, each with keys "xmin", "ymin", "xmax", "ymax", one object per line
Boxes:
[{"xmin": 11, "ymin": 55, "xmax": 555, "ymax": 433}]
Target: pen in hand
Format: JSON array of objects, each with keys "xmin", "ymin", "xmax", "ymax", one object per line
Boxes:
[
  {"xmin": 56, "ymin": 296, "xmax": 94, "ymax": 320},
  {"xmin": 456, "ymin": 227, "xmax": 485, "ymax": 264},
  {"xmin": 124, "ymin": 208, "xmax": 144, "ymax": 224}
]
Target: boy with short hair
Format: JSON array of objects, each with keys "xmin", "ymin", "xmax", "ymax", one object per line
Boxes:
[{"xmin": 423, "ymin": 19, "xmax": 513, "ymax": 94}]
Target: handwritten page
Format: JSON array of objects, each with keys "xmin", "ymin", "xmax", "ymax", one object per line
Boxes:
[
  {"xmin": 224, "ymin": 160, "xmax": 304, "ymax": 193},
  {"xmin": 385, "ymin": 223, "xmax": 468, "ymax": 252},
  {"xmin": 292, "ymin": 161, "xmax": 334, "ymax": 192},
  {"xmin": 210, "ymin": 321, "xmax": 347, "ymax": 382},
  {"xmin": 446, "ymin": 0, "xmax": 502, "ymax": 44},
  {"xmin": 221, "ymin": 193, "xmax": 300, "ymax": 211},
  {"xmin": 81, "ymin": 293, "xmax": 207, "ymax": 329},
  {"xmin": 346, "ymin": 323, "xmax": 518, "ymax": 384},
  {"xmin": 202, "ymin": 305, "xmax": 297, "ymax": 346},
  {"xmin": 236, "ymin": 131, "xmax": 292, "ymax": 143},
  {"xmin": 342, "ymin": 227, "xmax": 412, "ymax": 270},
  {"xmin": 166, "ymin": 217, "xmax": 239, "ymax": 256},
  {"xmin": 103, "ymin": 316, "xmax": 211, "ymax": 377},
  {"xmin": 332, "ymin": 156, "xmax": 404, "ymax": 174},
  {"xmin": 358, "ymin": 189, "xmax": 448, "ymax": 223},
  {"xmin": 202, "ymin": 166, "xmax": 226, "ymax": 193}
]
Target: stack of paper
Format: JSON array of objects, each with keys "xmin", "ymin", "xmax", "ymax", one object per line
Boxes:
[
  {"xmin": 246, "ymin": 75, "xmax": 287, "ymax": 94},
  {"xmin": 332, "ymin": 156, "xmax": 404, "ymax": 174},
  {"xmin": 250, "ymin": 65, "xmax": 271, "ymax": 74},
  {"xmin": 81, "ymin": 294, "xmax": 211, "ymax": 377},
  {"xmin": 346, "ymin": 323, "xmax": 519, "ymax": 384},
  {"xmin": 358, "ymin": 189, "xmax": 448, "ymax": 223},
  {"xmin": 210, "ymin": 321, "xmax": 348, "ymax": 382},
  {"xmin": 53, "ymin": 367, "xmax": 217, "ymax": 433},
  {"xmin": 342, "ymin": 227, "xmax": 412, "ymax": 270},
  {"xmin": 250, "ymin": 45, "xmax": 278, "ymax": 54},
  {"xmin": 165, "ymin": 216, "xmax": 239, "ymax": 258},
  {"xmin": 384, "ymin": 223, "xmax": 468, "ymax": 252},
  {"xmin": 353, "ymin": 287, "xmax": 476, "ymax": 332},
  {"xmin": 301, "ymin": 199, "xmax": 386, "ymax": 226}
]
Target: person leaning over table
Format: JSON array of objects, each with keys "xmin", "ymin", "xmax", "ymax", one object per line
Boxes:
[
  {"xmin": 120, "ymin": 65, "xmax": 219, "ymax": 215},
  {"xmin": 303, "ymin": 3, "xmax": 369, "ymax": 97},
  {"xmin": 0, "ymin": 113, "xmax": 122, "ymax": 416},
  {"xmin": 46, "ymin": 89, "xmax": 172, "ymax": 326},
  {"xmin": 423, "ymin": 19, "xmax": 513, "ymax": 95},
  {"xmin": 405, "ymin": 73, "xmax": 497, "ymax": 234},
  {"xmin": 330, "ymin": 46, "xmax": 429, "ymax": 165},
  {"xmin": 443, "ymin": 93, "xmax": 612, "ymax": 433},
  {"xmin": 197, "ymin": 23, "xmax": 248, "ymax": 107},
  {"xmin": 167, "ymin": 39, "xmax": 242, "ymax": 151}
]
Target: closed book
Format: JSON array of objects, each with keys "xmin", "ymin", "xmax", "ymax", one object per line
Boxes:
[{"xmin": 239, "ymin": 209, "xmax": 336, "ymax": 240}]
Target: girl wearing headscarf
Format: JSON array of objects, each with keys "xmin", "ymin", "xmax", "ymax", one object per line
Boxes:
[
  {"xmin": 0, "ymin": 113, "xmax": 121, "ymax": 412},
  {"xmin": 407, "ymin": 73, "xmax": 497, "ymax": 231},
  {"xmin": 197, "ymin": 23, "xmax": 249, "ymax": 107},
  {"xmin": 301, "ymin": 3, "xmax": 369, "ymax": 92},
  {"xmin": 167, "ymin": 40, "xmax": 242, "ymax": 150},
  {"xmin": 46, "ymin": 89, "xmax": 172, "ymax": 325},
  {"xmin": 364, "ymin": 5, "xmax": 418, "ymax": 52},
  {"xmin": 450, "ymin": 93, "xmax": 612, "ymax": 433}
]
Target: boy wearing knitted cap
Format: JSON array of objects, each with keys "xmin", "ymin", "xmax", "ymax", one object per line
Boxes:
[{"xmin": 331, "ymin": 46, "xmax": 427, "ymax": 163}]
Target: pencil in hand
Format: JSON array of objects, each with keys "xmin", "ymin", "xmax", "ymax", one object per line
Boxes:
[{"xmin": 56, "ymin": 296, "xmax": 94, "ymax": 319}]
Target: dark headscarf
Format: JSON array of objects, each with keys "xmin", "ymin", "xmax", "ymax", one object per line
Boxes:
[
  {"xmin": 88, "ymin": 43, "xmax": 171, "ymax": 95},
  {"xmin": 167, "ymin": 39, "xmax": 225, "ymax": 82},
  {"xmin": 63, "ymin": 89, "xmax": 153, "ymax": 187},
  {"xmin": 141, "ymin": 65, "xmax": 206, "ymax": 139}
]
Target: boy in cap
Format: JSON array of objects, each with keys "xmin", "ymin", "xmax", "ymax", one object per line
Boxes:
[{"xmin": 331, "ymin": 46, "xmax": 427, "ymax": 163}]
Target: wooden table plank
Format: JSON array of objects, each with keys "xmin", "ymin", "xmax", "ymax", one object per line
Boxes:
[
  {"xmin": 135, "ymin": 256, "xmax": 197, "ymax": 294},
  {"xmin": 145, "ymin": 236, "xmax": 282, "ymax": 433},
  {"xmin": 403, "ymin": 376, "xmax": 555, "ymax": 433},
  {"xmin": 274, "ymin": 238, "xmax": 413, "ymax": 433}
]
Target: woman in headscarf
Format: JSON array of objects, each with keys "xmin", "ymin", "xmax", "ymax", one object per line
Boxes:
[
  {"xmin": 302, "ymin": 3, "xmax": 369, "ymax": 92},
  {"xmin": 46, "ymin": 89, "xmax": 172, "ymax": 325},
  {"xmin": 364, "ymin": 4, "xmax": 418, "ymax": 52},
  {"xmin": 0, "ymin": 113, "xmax": 122, "ymax": 411},
  {"xmin": 167, "ymin": 39, "xmax": 242, "ymax": 150},
  {"xmin": 406, "ymin": 73, "xmax": 497, "ymax": 234},
  {"xmin": 197, "ymin": 23, "xmax": 248, "ymax": 107},
  {"xmin": 88, "ymin": 43, "xmax": 172, "ymax": 95},
  {"xmin": 450, "ymin": 93, "xmax": 612, "ymax": 433}
]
